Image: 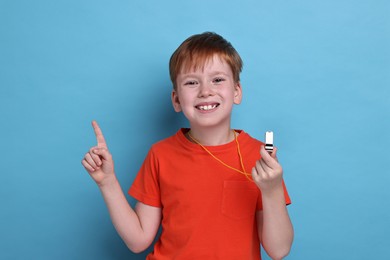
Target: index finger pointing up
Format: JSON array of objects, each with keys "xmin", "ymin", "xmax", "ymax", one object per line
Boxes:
[{"xmin": 92, "ymin": 120, "xmax": 108, "ymax": 148}]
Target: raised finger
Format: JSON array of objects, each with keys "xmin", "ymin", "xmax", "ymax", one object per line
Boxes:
[{"xmin": 92, "ymin": 121, "xmax": 108, "ymax": 148}]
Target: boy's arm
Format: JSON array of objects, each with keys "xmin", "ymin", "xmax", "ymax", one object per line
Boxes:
[
  {"xmin": 81, "ymin": 121, "xmax": 161, "ymax": 253},
  {"xmin": 256, "ymin": 192, "xmax": 293, "ymax": 260},
  {"xmin": 251, "ymin": 146, "xmax": 294, "ymax": 260},
  {"xmin": 99, "ymin": 178, "xmax": 161, "ymax": 253}
]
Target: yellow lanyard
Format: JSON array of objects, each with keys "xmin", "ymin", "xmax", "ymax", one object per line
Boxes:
[{"xmin": 187, "ymin": 130, "xmax": 252, "ymax": 181}]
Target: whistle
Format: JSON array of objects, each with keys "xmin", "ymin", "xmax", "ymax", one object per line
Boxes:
[{"xmin": 265, "ymin": 131, "xmax": 274, "ymax": 153}]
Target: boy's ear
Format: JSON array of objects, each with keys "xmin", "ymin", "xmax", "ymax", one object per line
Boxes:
[
  {"xmin": 233, "ymin": 82, "xmax": 243, "ymax": 105},
  {"xmin": 171, "ymin": 90, "xmax": 182, "ymax": 112}
]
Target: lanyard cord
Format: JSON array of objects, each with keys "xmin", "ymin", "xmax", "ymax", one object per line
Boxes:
[{"xmin": 187, "ymin": 130, "xmax": 253, "ymax": 181}]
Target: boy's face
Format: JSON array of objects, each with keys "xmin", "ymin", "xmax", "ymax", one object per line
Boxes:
[{"xmin": 171, "ymin": 55, "xmax": 242, "ymax": 130}]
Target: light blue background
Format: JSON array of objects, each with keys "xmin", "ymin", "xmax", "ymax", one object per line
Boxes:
[{"xmin": 1, "ymin": 0, "xmax": 389, "ymax": 259}]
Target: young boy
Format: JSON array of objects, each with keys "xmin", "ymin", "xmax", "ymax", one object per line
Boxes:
[{"xmin": 82, "ymin": 32, "xmax": 293, "ymax": 260}]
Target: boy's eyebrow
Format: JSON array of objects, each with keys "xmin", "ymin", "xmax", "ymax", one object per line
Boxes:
[
  {"xmin": 177, "ymin": 73, "xmax": 199, "ymax": 81},
  {"xmin": 209, "ymin": 71, "xmax": 231, "ymax": 76}
]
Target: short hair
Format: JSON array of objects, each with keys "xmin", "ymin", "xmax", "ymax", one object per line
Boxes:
[{"xmin": 169, "ymin": 32, "xmax": 243, "ymax": 90}]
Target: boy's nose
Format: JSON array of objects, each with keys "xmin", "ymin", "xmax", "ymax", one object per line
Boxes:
[{"xmin": 198, "ymin": 83, "xmax": 215, "ymax": 97}]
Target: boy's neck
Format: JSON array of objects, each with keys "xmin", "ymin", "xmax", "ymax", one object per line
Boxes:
[{"xmin": 186, "ymin": 126, "xmax": 235, "ymax": 146}]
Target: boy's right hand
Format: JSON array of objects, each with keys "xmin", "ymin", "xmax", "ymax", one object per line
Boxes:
[{"xmin": 82, "ymin": 121, "xmax": 115, "ymax": 186}]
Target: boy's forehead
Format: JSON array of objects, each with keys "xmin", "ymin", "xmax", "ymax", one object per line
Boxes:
[{"xmin": 179, "ymin": 54, "xmax": 229, "ymax": 74}]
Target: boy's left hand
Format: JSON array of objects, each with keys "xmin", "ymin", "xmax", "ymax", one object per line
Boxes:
[{"xmin": 251, "ymin": 146, "xmax": 283, "ymax": 194}]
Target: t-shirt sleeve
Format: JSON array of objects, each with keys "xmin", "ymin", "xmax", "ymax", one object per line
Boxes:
[
  {"xmin": 128, "ymin": 148, "xmax": 162, "ymax": 207},
  {"xmin": 256, "ymin": 179, "xmax": 291, "ymax": 211},
  {"xmin": 283, "ymin": 180, "xmax": 292, "ymax": 205}
]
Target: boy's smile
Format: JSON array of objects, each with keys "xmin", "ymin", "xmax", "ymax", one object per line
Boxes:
[
  {"xmin": 171, "ymin": 55, "xmax": 242, "ymax": 133},
  {"xmin": 195, "ymin": 102, "xmax": 219, "ymax": 112}
]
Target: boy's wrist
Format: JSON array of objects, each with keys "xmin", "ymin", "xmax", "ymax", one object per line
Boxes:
[
  {"xmin": 261, "ymin": 183, "xmax": 285, "ymax": 202},
  {"xmin": 98, "ymin": 175, "xmax": 120, "ymax": 191}
]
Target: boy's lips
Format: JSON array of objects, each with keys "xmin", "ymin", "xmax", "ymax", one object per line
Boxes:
[{"xmin": 195, "ymin": 102, "xmax": 220, "ymax": 111}]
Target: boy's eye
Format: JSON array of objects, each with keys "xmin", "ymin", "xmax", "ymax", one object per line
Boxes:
[
  {"xmin": 184, "ymin": 80, "xmax": 197, "ymax": 86},
  {"xmin": 213, "ymin": 77, "xmax": 225, "ymax": 83}
]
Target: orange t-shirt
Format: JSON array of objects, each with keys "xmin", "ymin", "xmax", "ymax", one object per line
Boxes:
[{"xmin": 129, "ymin": 129, "xmax": 291, "ymax": 260}]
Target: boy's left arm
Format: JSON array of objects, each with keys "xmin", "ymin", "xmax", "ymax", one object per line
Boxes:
[{"xmin": 251, "ymin": 146, "xmax": 294, "ymax": 260}]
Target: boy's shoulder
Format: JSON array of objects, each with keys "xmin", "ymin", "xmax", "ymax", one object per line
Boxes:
[
  {"xmin": 149, "ymin": 128, "xmax": 185, "ymax": 151},
  {"xmin": 235, "ymin": 129, "xmax": 263, "ymax": 145}
]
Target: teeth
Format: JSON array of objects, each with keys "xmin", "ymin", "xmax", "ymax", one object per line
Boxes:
[{"xmin": 198, "ymin": 104, "xmax": 217, "ymax": 110}]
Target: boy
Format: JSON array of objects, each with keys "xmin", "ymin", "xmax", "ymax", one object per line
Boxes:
[{"xmin": 82, "ymin": 32, "xmax": 293, "ymax": 259}]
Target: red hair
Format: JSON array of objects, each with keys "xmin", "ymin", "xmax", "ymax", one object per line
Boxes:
[{"xmin": 169, "ymin": 32, "xmax": 243, "ymax": 90}]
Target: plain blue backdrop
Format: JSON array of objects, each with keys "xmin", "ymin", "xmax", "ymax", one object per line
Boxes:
[{"xmin": 1, "ymin": 0, "xmax": 389, "ymax": 259}]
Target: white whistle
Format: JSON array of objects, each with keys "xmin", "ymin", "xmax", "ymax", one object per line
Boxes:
[{"xmin": 265, "ymin": 131, "xmax": 274, "ymax": 152}]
